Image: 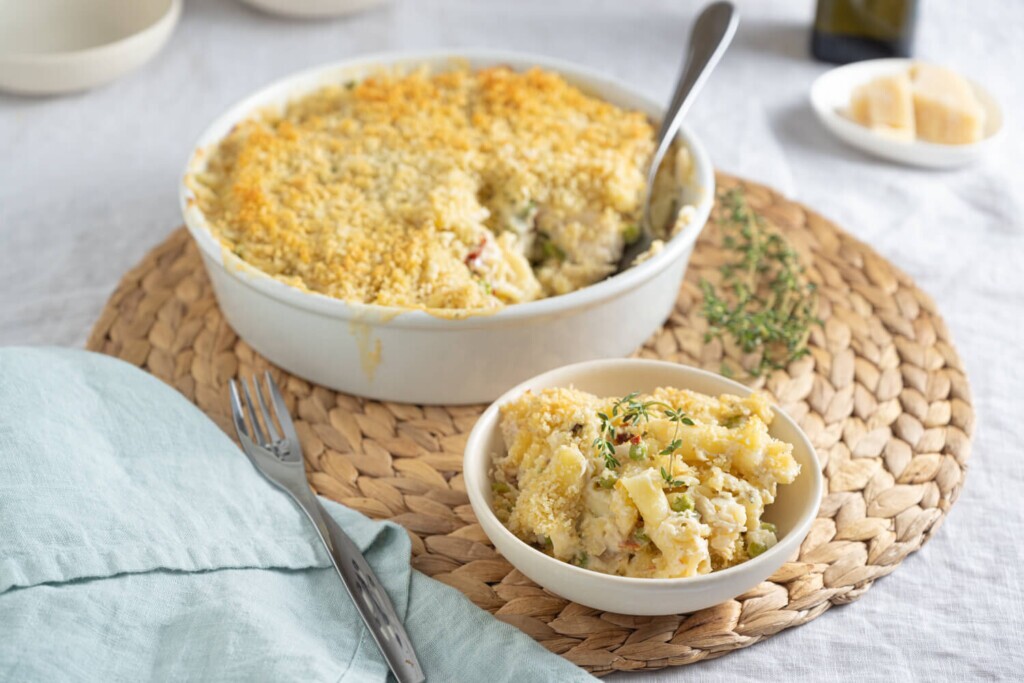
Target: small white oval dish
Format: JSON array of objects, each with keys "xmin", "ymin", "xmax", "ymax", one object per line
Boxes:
[
  {"xmin": 463, "ymin": 359, "xmax": 822, "ymax": 616},
  {"xmin": 0, "ymin": 0, "xmax": 181, "ymax": 95},
  {"xmin": 810, "ymin": 58, "xmax": 1004, "ymax": 169},
  {"xmin": 236, "ymin": 0, "xmax": 387, "ymax": 19}
]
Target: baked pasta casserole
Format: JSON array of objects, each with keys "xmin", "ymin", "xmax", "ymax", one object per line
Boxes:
[
  {"xmin": 187, "ymin": 65, "xmax": 693, "ymax": 312},
  {"xmin": 491, "ymin": 387, "xmax": 800, "ymax": 579}
]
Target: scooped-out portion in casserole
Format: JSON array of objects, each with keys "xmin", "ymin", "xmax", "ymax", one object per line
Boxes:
[
  {"xmin": 490, "ymin": 387, "xmax": 800, "ymax": 579},
  {"xmin": 187, "ymin": 64, "xmax": 694, "ymax": 312}
]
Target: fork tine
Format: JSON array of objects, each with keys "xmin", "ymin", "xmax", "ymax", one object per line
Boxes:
[
  {"xmin": 241, "ymin": 377, "xmax": 269, "ymax": 445},
  {"xmin": 228, "ymin": 380, "xmax": 250, "ymax": 439},
  {"xmin": 264, "ymin": 371, "xmax": 300, "ymax": 443},
  {"xmin": 253, "ymin": 374, "xmax": 282, "ymax": 442}
]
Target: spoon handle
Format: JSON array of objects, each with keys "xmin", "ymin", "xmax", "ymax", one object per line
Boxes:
[{"xmin": 646, "ymin": 2, "xmax": 739, "ymax": 195}]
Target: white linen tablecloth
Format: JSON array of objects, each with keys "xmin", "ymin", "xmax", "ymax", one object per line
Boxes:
[{"xmin": 1, "ymin": 0, "xmax": 1021, "ymax": 680}]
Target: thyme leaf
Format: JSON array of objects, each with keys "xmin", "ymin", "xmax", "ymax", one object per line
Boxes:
[
  {"xmin": 659, "ymin": 439, "xmax": 683, "ymax": 456},
  {"xmin": 659, "ymin": 466, "xmax": 687, "ymax": 488}
]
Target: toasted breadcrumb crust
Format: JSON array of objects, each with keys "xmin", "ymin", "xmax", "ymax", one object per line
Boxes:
[{"xmin": 189, "ymin": 66, "xmax": 660, "ymax": 311}]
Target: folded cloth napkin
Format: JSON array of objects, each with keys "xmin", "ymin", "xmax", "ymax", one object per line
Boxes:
[{"xmin": 0, "ymin": 347, "xmax": 596, "ymax": 682}]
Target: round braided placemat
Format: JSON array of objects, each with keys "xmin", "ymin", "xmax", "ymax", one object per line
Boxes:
[{"xmin": 87, "ymin": 174, "xmax": 973, "ymax": 676}]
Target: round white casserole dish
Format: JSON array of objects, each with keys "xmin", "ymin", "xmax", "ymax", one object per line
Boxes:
[{"xmin": 180, "ymin": 50, "xmax": 715, "ymax": 405}]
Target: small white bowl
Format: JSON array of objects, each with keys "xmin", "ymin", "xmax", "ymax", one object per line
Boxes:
[
  {"xmin": 0, "ymin": 0, "xmax": 181, "ymax": 96},
  {"xmin": 236, "ymin": 0, "xmax": 387, "ymax": 19},
  {"xmin": 810, "ymin": 58, "xmax": 1004, "ymax": 169},
  {"xmin": 463, "ymin": 359, "xmax": 822, "ymax": 616}
]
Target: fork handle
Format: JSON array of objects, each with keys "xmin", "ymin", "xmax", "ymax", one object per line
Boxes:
[{"xmin": 296, "ymin": 492, "xmax": 426, "ymax": 683}]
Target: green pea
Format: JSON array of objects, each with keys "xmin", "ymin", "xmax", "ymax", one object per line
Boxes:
[
  {"xmin": 670, "ymin": 493, "xmax": 694, "ymax": 513},
  {"xmin": 748, "ymin": 541, "xmax": 767, "ymax": 558},
  {"xmin": 629, "ymin": 442, "xmax": 648, "ymax": 461},
  {"xmin": 542, "ymin": 239, "xmax": 566, "ymax": 261},
  {"xmin": 518, "ymin": 200, "xmax": 537, "ymax": 220},
  {"xmin": 622, "ymin": 223, "xmax": 641, "ymax": 244},
  {"xmin": 491, "ymin": 481, "xmax": 510, "ymax": 494},
  {"xmin": 760, "ymin": 522, "xmax": 777, "ymax": 534}
]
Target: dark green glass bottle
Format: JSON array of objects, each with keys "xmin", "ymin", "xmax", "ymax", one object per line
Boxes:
[{"xmin": 811, "ymin": 0, "xmax": 919, "ymax": 64}]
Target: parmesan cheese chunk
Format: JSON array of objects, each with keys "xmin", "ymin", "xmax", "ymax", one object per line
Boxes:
[
  {"xmin": 849, "ymin": 72, "xmax": 915, "ymax": 141},
  {"xmin": 909, "ymin": 63, "xmax": 986, "ymax": 145}
]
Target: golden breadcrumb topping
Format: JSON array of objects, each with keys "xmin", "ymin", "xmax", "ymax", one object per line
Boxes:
[{"xmin": 189, "ymin": 65, "xmax": 662, "ymax": 311}]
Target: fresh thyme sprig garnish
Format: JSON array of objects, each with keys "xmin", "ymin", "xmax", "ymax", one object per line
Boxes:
[
  {"xmin": 659, "ymin": 440, "xmax": 683, "ymax": 456},
  {"xmin": 595, "ymin": 393, "xmax": 646, "ymax": 470},
  {"xmin": 617, "ymin": 393, "xmax": 654, "ymax": 425},
  {"xmin": 594, "ymin": 411, "xmax": 620, "ymax": 469},
  {"xmin": 658, "ymin": 406, "xmax": 694, "ymax": 457},
  {"xmin": 594, "ymin": 395, "xmax": 694, "ymax": 472},
  {"xmin": 660, "ymin": 466, "xmax": 687, "ymax": 488},
  {"xmin": 663, "ymin": 407, "xmax": 695, "ymax": 427},
  {"xmin": 657, "ymin": 406, "xmax": 694, "ymax": 487},
  {"xmin": 700, "ymin": 188, "xmax": 819, "ymax": 378}
]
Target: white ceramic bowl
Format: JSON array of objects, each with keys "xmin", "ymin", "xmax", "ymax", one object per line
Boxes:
[
  {"xmin": 181, "ymin": 51, "xmax": 715, "ymax": 405},
  {"xmin": 463, "ymin": 359, "xmax": 822, "ymax": 615},
  {"xmin": 0, "ymin": 0, "xmax": 181, "ymax": 95},
  {"xmin": 810, "ymin": 58, "xmax": 1004, "ymax": 169},
  {"xmin": 236, "ymin": 0, "xmax": 387, "ymax": 19}
]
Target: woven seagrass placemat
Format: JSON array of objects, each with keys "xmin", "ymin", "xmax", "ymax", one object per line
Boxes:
[{"xmin": 87, "ymin": 174, "xmax": 973, "ymax": 676}]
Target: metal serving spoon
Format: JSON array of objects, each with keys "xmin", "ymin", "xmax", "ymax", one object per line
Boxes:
[{"xmin": 616, "ymin": 1, "xmax": 739, "ymax": 273}]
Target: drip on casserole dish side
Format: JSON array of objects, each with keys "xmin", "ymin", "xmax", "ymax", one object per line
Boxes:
[{"xmin": 188, "ymin": 65, "xmax": 692, "ymax": 312}]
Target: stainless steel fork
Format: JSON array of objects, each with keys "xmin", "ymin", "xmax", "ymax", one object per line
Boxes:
[{"xmin": 229, "ymin": 372, "xmax": 425, "ymax": 683}]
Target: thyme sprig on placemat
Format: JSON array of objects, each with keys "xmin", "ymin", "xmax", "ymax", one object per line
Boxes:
[{"xmin": 701, "ymin": 188, "xmax": 819, "ymax": 378}]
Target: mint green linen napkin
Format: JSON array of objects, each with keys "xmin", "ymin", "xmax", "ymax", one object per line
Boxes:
[{"xmin": 0, "ymin": 347, "xmax": 596, "ymax": 682}]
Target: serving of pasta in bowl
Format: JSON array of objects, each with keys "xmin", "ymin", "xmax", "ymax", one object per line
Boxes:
[{"xmin": 463, "ymin": 359, "xmax": 821, "ymax": 615}]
